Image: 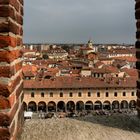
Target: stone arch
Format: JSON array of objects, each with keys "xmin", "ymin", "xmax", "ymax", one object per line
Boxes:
[
  {"xmin": 76, "ymin": 101, "xmax": 84, "ymax": 111},
  {"xmin": 112, "ymin": 100, "xmax": 120, "ymax": 110},
  {"xmin": 38, "ymin": 101, "xmax": 46, "ymax": 112},
  {"xmin": 57, "ymin": 101, "xmax": 65, "ymax": 112},
  {"xmin": 103, "ymin": 101, "xmax": 111, "ymax": 110},
  {"xmin": 28, "ymin": 101, "xmax": 37, "ymax": 112},
  {"xmin": 23, "ymin": 102, "xmax": 27, "ymax": 111},
  {"xmin": 85, "ymin": 101, "xmax": 93, "ymax": 110},
  {"xmin": 48, "ymin": 101, "xmax": 56, "ymax": 112},
  {"xmin": 121, "ymin": 100, "xmax": 128, "ymax": 109},
  {"xmin": 66, "ymin": 101, "xmax": 75, "ymax": 112},
  {"xmin": 94, "ymin": 101, "xmax": 102, "ymax": 110},
  {"xmin": 129, "ymin": 100, "xmax": 136, "ymax": 109}
]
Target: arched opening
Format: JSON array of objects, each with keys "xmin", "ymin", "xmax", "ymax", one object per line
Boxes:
[
  {"xmin": 38, "ymin": 101, "xmax": 46, "ymax": 112},
  {"xmin": 85, "ymin": 101, "xmax": 93, "ymax": 110},
  {"xmin": 57, "ymin": 101, "xmax": 65, "ymax": 112},
  {"xmin": 28, "ymin": 101, "xmax": 37, "ymax": 112},
  {"xmin": 76, "ymin": 101, "xmax": 84, "ymax": 111},
  {"xmin": 48, "ymin": 101, "xmax": 56, "ymax": 112},
  {"xmin": 121, "ymin": 100, "xmax": 128, "ymax": 109},
  {"xmin": 103, "ymin": 101, "xmax": 111, "ymax": 110},
  {"xmin": 112, "ymin": 101, "xmax": 120, "ymax": 110},
  {"xmin": 129, "ymin": 100, "xmax": 136, "ymax": 109},
  {"xmin": 23, "ymin": 102, "xmax": 27, "ymax": 111},
  {"xmin": 44, "ymin": 75, "xmax": 52, "ymax": 79},
  {"xmin": 94, "ymin": 101, "xmax": 102, "ymax": 110},
  {"xmin": 67, "ymin": 101, "xmax": 75, "ymax": 112}
]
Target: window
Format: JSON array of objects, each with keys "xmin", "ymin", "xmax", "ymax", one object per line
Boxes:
[
  {"xmin": 131, "ymin": 92, "xmax": 135, "ymax": 96},
  {"xmin": 114, "ymin": 92, "xmax": 117, "ymax": 97},
  {"xmin": 60, "ymin": 92, "xmax": 63, "ymax": 97},
  {"xmin": 97, "ymin": 92, "xmax": 100, "ymax": 97},
  {"xmin": 31, "ymin": 92, "xmax": 34, "ymax": 97},
  {"xmin": 88, "ymin": 92, "xmax": 91, "ymax": 97},
  {"xmin": 123, "ymin": 92, "xmax": 126, "ymax": 96},
  {"xmin": 50, "ymin": 92, "xmax": 53, "ymax": 97},
  {"xmin": 106, "ymin": 92, "xmax": 109, "ymax": 97},
  {"xmin": 78, "ymin": 92, "xmax": 82, "ymax": 97},
  {"xmin": 69, "ymin": 92, "xmax": 73, "ymax": 97},
  {"xmin": 41, "ymin": 92, "xmax": 44, "ymax": 97}
]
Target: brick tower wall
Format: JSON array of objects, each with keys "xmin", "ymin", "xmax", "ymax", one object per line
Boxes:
[
  {"xmin": 0, "ymin": 0, "xmax": 24, "ymax": 140},
  {"xmin": 136, "ymin": 0, "xmax": 140, "ymax": 117}
]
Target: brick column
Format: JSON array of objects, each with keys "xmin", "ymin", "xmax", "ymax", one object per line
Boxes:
[
  {"xmin": 0, "ymin": 0, "xmax": 24, "ymax": 140},
  {"xmin": 136, "ymin": 0, "xmax": 140, "ymax": 117}
]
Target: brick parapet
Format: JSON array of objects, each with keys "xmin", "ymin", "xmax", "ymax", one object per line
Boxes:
[{"xmin": 0, "ymin": 0, "xmax": 23, "ymax": 139}]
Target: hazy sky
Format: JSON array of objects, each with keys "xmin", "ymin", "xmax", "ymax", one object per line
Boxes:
[{"xmin": 23, "ymin": 0, "xmax": 136, "ymax": 44}]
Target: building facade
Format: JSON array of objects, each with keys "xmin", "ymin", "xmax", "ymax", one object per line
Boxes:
[{"xmin": 23, "ymin": 77, "xmax": 136, "ymax": 112}]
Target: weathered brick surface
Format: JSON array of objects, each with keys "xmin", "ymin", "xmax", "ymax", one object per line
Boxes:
[
  {"xmin": 135, "ymin": 40, "xmax": 140, "ymax": 48},
  {"xmin": 0, "ymin": 66, "xmax": 14, "ymax": 77},
  {"xmin": 0, "ymin": 6, "xmax": 15, "ymax": 18},
  {"xmin": 0, "ymin": 36, "xmax": 19, "ymax": 48},
  {"xmin": 0, "ymin": 0, "xmax": 23, "ymax": 139},
  {"xmin": 137, "ymin": 91, "xmax": 140, "ymax": 98},
  {"xmin": 16, "ymin": 82, "xmax": 23, "ymax": 99},
  {"xmin": 137, "ymin": 99, "xmax": 140, "ymax": 107},
  {"xmin": 9, "ymin": 120, "xmax": 15, "ymax": 136},
  {"xmin": 136, "ymin": 0, "xmax": 140, "ymax": 117},
  {"xmin": 0, "ymin": 61, "xmax": 22, "ymax": 78},
  {"xmin": 0, "ymin": 20, "xmax": 20, "ymax": 34},
  {"xmin": 0, "ymin": 128, "xmax": 10, "ymax": 140},
  {"xmin": 0, "ymin": 36, "xmax": 15, "ymax": 48},
  {"xmin": 0, "ymin": 113, "xmax": 10, "ymax": 127},
  {"xmin": 135, "ymin": 1, "xmax": 140, "ymax": 9},
  {"xmin": 0, "ymin": 74, "xmax": 22, "ymax": 97},
  {"xmin": 8, "ymin": 100, "xmax": 19, "ymax": 124},
  {"xmin": 0, "ymin": 95, "xmax": 10, "ymax": 109},
  {"xmin": 0, "ymin": 0, "xmax": 20, "ymax": 12},
  {"xmin": 0, "ymin": 50, "xmax": 22, "ymax": 63}
]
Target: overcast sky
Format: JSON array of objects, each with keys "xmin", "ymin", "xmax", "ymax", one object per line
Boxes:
[{"xmin": 23, "ymin": 0, "xmax": 136, "ymax": 44}]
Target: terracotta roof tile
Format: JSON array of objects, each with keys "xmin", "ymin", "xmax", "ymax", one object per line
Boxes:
[{"xmin": 24, "ymin": 77, "xmax": 136, "ymax": 89}]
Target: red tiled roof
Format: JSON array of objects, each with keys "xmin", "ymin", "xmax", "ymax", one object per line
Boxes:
[
  {"xmin": 102, "ymin": 65, "xmax": 119, "ymax": 73},
  {"xmin": 24, "ymin": 77, "xmax": 136, "ymax": 89},
  {"xmin": 121, "ymin": 68, "xmax": 138, "ymax": 77},
  {"xmin": 43, "ymin": 68, "xmax": 59, "ymax": 77},
  {"xmin": 91, "ymin": 68, "xmax": 110, "ymax": 74},
  {"xmin": 22, "ymin": 65, "xmax": 38, "ymax": 77},
  {"xmin": 94, "ymin": 61, "xmax": 104, "ymax": 68},
  {"xmin": 114, "ymin": 56, "xmax": 137, "ymax": 62},
  {"xmin": 108, "ymin": 48, "xmax": 135, "ymax": 54}
]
